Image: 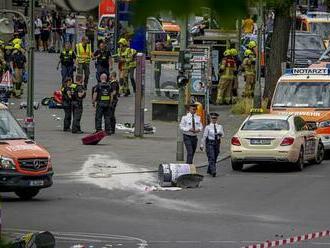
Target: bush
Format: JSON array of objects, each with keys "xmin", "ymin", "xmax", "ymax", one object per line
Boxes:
[{"xmin": 231, "ymin": 98, "xmax": 269, "ymax": 115}]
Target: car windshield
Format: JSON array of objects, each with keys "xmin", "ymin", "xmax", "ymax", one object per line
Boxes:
[
  {"xmin": 293, "ymin": 34, "xmax": 325, "ymax": 50},
  {"xmin": 242, "ymin": 119, "xmax": 290, "ymax": 131},
  {"xmin": 272, "ymin": 82, "xmax": 330, "ymax": 108},
  {"xmin": 0, "ymin": 109, "xmax": 27, "ymax": 140},
  {"xmin": 310, "ymin": 22, "xmax": 330, "ymax": 39}
]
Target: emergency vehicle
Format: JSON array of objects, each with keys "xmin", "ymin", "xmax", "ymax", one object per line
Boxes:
[
  {"xmin": 0, "ymin": 103, "xmax": 53, "ymax": 200},
  {"xmin": 270, "ymin": 67, "xmax": 330, "ymax": 150}
]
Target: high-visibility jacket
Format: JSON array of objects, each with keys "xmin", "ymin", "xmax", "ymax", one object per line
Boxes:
[
  {"xmin": 61, "ymin": 49, "xmax": 74, "ymax": 65},
  {"xmin": 76, "ymin": 43, "xmax": 92, "ymax": 64},
  {"xmin": 12, "ymin": 38, "xmax": 23, "ymax": 46},
  {"xmin": 219, "ymin": 57, "xmax": 236, "ymax": 80},
  {"xmin": 243, "ymin": 56, "xmax": 256, "ymax": 76},
  {"xmin": 117, "ymin": 47, "xmax": 136, "ymax": 70}
]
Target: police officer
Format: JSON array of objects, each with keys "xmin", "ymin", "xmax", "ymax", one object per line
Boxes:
[
  {"xmin": 93, "ymin": 40, "xmax": 113, "ymax": 82},
  {"xmin": 109, "ymin": 71, "xmax": 120, "ymax": 134},
  {"xmin": 57, "ymin": 42, "xmax": 76, "ymax": 84},
  {"xmin": 200, "ymin": 113, "xmax": 224, "ymax": 177},
  {"xmin": 61, "ymin": 77, "xmax": 73, "ymax": 131},
  {"xmin": 92, "ymin": 73, "xmax": 114, "ymax": 135},
  {"xmin": 71, "ymin": 74, "xmax": 86, "ymax": 134},
  {"xmin": 10, "ymin": 44, "xmax": 26, "ymax": 98},
  {"xmin": 179, "ymin": 103, "xmax": 203, "ymax": 164}
]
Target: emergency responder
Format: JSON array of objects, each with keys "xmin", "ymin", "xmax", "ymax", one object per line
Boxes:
[
  {"xmin": 242, "ymin": 49, "xmax": 256, "ymax": 98},
  {"xmin": 71, "ymin": 74, "xmax": 86, "ymax": 134},
  {"xmin": 216, "ymin": 49, "xmax": 237, "ymax": 105},
  {"xmin": 10, "ymin": 44, "xmax": 26, "ymax": 98},
  {"xmin": 10, "ymin": 32, "xmax": 23, "ymax": 49},
  {"xmin": 127, "ymin": 46, "xmax": 137, "ymax": 93},
  {"xmin": 57, "ymin": 42, "xmax": 76, "ymax": 84},
  {"xmin": 179, "ymin": 103, "xmax": 203, "ymax": 164},
  {"xmin": 92, "ymin": 73, "xmax": 114, "ymax": 135},
  {"xmin": 230, "ymin": 48, "xmax": 241, "ymax": 100},
  {"xmin": 247, "ymin": 40, "xmax": 257, "ymax": 56},
  {"xmin": 61, "ymin": 77, "xmax": 73, "ymax": 132},
  {"xmin": 109, "ymin": 71, "xmax": 119, "ymax": 134},
  {"xmin": 76, "ymin": 36, "xmax": 92, "ymax": 89},
  {"xmin": 93, "ymin": 40, "xmax": 113, "ymax": 82},
  {"xmin": 200, "ymin": 113, "xmax": 224, "ymax": 177},
  {"xmin": 0, "ymin": 40, "xmax": 4, "ymax": 60},
  {"xmin": 116, "ymin": 38, "xmax": 131, "ymax": 96}
]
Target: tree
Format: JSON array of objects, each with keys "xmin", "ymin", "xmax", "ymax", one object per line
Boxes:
[{"xmin": 263, "ymin": 0, "xmax": 293, "ymax": 102}]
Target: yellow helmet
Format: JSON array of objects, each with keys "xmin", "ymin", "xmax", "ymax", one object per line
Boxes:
[
  {"xmin": 223, "ymin": 49, "xmax": 231, "ymax": 56},
  {"xmin": 14, "ymin": 43, "xmax": 21, "ymax": 50},
  {"xmin": 118, "ymin": 38, "xmax": 128, "ymax": 46},
  {"xmin": 244, "ymin": 49, "xmax": 253, "ymax": 57},
  {"xmin": 230, "ymin": 48, "xmax": 238, "ymax": 56},
  {"xmin": 248, "ymin": 40, "xmax": 257, "ymax": 49}
]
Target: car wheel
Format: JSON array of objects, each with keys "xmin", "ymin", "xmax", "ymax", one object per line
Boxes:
[
  {"xmin": 15, "ymin": 189, "xmax": 40, "ymax": 200},
  {"xmin": 312, "ymin": 142, "xmax": 324, "ymax": 165},
  {"xmin": 295, "ymin": 148, "xmax": 304, "ymax": 171},
  {"xmin": 231, "ymin": 160, "xmax": 243, "ymax": 171}
]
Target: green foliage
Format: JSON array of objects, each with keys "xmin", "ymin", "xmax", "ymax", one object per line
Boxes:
[
  {"xmin": 231, "ymin": 98, "xmax": 269, "ymax": 115},
  {"xmin": 133, "ymin": 0, "xmax": 248, "ymax": 27}
]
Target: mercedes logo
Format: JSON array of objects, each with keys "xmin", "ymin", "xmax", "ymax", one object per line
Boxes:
[{"xmin": 33, "ymin": 160, "xmax": 41, "ymax": 169}]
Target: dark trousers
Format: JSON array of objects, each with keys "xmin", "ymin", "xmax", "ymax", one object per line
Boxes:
[
  {"xmin": 128, "ymin": 67, "xmax": 136, "ymax": 93},
  {"xmin": 183, "ymin": 134, "xmax": 198, "ymax": 164},
  {"xmin": 110, "ymin": 105, "xmax": 117, "ymax": 133},
  {"xmin": 63, "ymin": 105, "xmax": 72, "ymax": 130},
  {"xmin": 96, "ymin": 64, "xmax": 109, "ymax": 82},
  {"xmin": 72, "ymin": 102, "xmax": 83, "ymax": 133},
  {"xmin": 77, "ymin": 63, "xmax": 90, "ymax": 88},
  {"xmin": 206, "ymin": 139, "xmax": 220, "ymax": 174},
  {"xmin": 95, "ymin": 104, "xmax": 111, "ymax": 133},
  {"xmin": 61, "ymin": 64, "xmax": 74, "ymax": 83}
]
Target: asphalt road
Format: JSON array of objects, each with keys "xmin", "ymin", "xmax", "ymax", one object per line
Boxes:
[{"xmin": 2, "ymin": 53, "xmax": 330, "ymax": 248}]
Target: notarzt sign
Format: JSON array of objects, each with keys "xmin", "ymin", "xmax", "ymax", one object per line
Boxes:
[{"xmin": 291, "ymin": 68, "xmax": 329, "ymax": 75}]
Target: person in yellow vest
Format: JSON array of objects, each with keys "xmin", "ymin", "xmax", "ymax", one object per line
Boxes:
[
  {"xmin": 242, "ymin": 49, "xmax": 256, "ymax": 98},
  {"xmin": 76, "ymin": 36, "xmax": 92, "ymax": 89},
  {"xmin": 127, "ymin": 47, "xmax": 137, "ymax": 93},
  {"xmin": 57, "ymin": 42, "xmax": 76, "ymax": 84},
  {"xmin": 216, "ymin": 49, "xmax": 237, "ymax": 105},
  {"xmin": 116, "ymin": 38, "xmax": 131, "ymax": 96}
]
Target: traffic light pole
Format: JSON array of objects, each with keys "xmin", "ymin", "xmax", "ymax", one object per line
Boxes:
[
  {"xmin": 27, "ymin": 0, "xmax": 35, "ymax": 139},
  {"xmin": 176, "ymin": 17, "xmax": 188, "ymax": 162},
  {"xmin": 253, "ymin": 0, "xmax": 263, "ymax": 109}
]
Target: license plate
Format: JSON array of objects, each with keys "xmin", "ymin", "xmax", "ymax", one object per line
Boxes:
[
  {"xmin": 29, "ymin": 180, "xmax": 44, "ymax": 186},
  {"xmin": 250, "ymin": 139, "xmax": 271, "ymax": 145}
]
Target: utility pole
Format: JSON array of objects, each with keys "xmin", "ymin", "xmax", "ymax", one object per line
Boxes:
[
  {"xmin": 290, "ymin": 1, "xmax": 296, "ymax": 68},
  {"xmin": 27, "ymin": 0, "xmax": 35, "ymax": 139},
  {"xmin": 253, "ymin": 0, "xmax": 263, "ymax": 109},
  {"xmin": 176, "ymin": 16, "xmax": 189, "ymax": 162}
]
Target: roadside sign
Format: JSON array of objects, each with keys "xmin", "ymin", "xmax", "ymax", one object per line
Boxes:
[
  {"xmin": 288, "ymin": 68, "xmax": 330, "ymax": 75},
  {"xmin": 0, "ymin": 71, "xmax": 12, "ymax": 88}
]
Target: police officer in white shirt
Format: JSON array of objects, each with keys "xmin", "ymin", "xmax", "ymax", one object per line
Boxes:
[
  {"xmin": 200, "ymin": 113, "xmax": 224, "ymax": 177},
  {"xmin": 180, "ymin": 103, "xmax": 203, "ymax": 164}
]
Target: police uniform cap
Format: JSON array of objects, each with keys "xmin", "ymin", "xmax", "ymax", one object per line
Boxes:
[{"xmin": 209, "ymin": 112, "xmax": 219, "ymax": 118}]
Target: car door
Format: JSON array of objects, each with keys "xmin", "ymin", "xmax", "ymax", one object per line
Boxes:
[{"xmin": 294, "ymin": 116, "xmax": 316, "ymax": 159}]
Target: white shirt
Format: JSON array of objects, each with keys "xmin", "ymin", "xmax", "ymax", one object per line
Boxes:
[
  {"xmin": 201, "ymin": 123, "xmax": 224, "ymax": 144},
  {"xmin": 180, "ymin": 112, "xmax": 203, "ymax": 136},
  {"xmin": 65, "ymin": 18, "xmax": 76, "ymax": 34},
  {"xmin": 34, "ymin": 19, "xmax": 42, "ymax": 35}
]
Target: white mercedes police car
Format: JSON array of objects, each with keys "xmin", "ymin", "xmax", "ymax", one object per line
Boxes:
[{"xmin": 231, "ymin": 114, "xmax": 324, "ymax": 171}]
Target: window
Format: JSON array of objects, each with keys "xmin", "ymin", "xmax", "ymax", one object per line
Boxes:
[
  {"xmin": 241, "ymin": 119, "xmax": 290, "ymax": 131},
  {"xmin": 294, "ymin": 116, "xmax": 306, "ymax": 131},
  {"xmin": 0, "ymin": 110, "xmax": 27, "ymax": 140}
]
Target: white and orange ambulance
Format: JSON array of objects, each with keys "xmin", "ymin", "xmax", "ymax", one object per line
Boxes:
[{"xmin": 270, "ymin": 67, "xmax": 330, "ymax": 150}]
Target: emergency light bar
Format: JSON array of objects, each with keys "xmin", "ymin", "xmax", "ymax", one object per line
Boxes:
[{"xmin": 285, "ymin": 68, "xmax": 330, "ymax": 75}]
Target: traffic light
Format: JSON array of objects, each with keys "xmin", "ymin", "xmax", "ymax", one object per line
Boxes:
[
  {"xmin": 178, "ymin": 50, "xmax": 193, "ymax": 71},
  {"xmin": 177, "ymin": 75, "xmax": 189, "ymax": 88}
]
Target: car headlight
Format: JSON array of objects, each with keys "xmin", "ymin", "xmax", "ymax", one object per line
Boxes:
[
  {"xmin": 0, "ymin": 156, "xmax": 16, "ymax": 170},
  {"xmin": 319, "ymin": 120, "xmax": 330, "ymax": 128}
]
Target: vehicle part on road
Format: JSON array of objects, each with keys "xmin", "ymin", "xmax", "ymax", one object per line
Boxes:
[
  {"xmin": 176, "ymin": 174, "xmax": 204, "ymax": 188},
  {"xmin": 242, "ymin": 229, "xmax": 330, "ymax": 248},
  {"xmin": 12, "ymin": 231, "xmax": 55, "ymax": 248},
  {"xmin": 82, "ymin": 131, "xmax": 107, "ymax": 145},
  {"xmin": 158, "ymin": 163, "xmax": 199, "ymax": 187}
]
